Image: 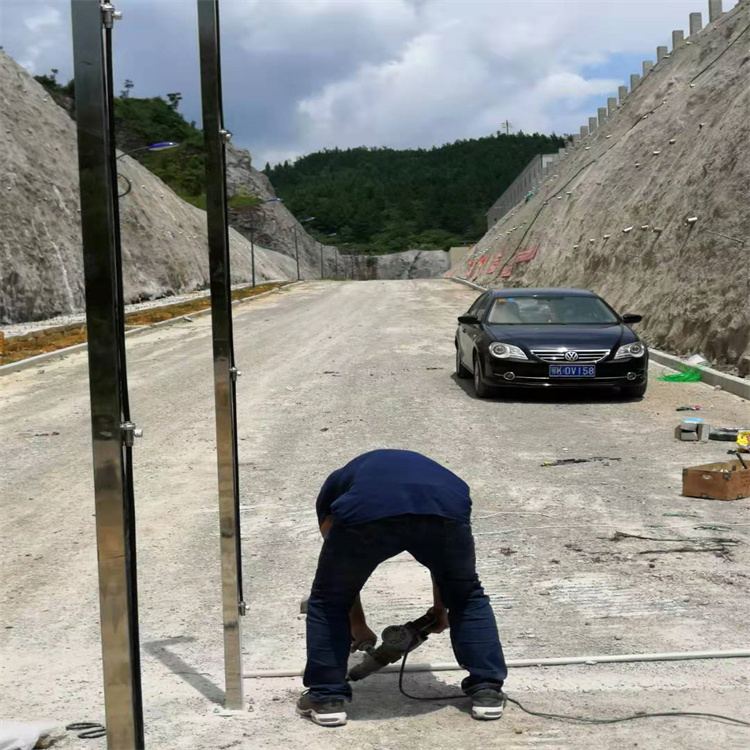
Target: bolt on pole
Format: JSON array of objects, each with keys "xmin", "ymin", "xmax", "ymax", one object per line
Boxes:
[
  {"xmin": 197, "ymin": 0, "xmax": 246, "ymax": 711},
  {"xmin": 71, "ymin": 1, "xmax": 145, "ymax": 746}
]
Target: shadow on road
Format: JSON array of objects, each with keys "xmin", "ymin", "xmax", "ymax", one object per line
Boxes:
[
  {"xmin": 143, "ymin": 636, "xmax": 225, "ymax": 705},
  {"xmin": 450, "ymin": 373, "xmax": 639, "ymax": 404},
  {"xmin": 347, "ymin": 670, "xmax": 471, "ymax": 721}
]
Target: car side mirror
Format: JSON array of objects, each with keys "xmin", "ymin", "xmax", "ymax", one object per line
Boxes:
[
  {"xmin": 621, "ymin": 313, "xmax": 643, "ymax": 324},
  {"xmin": 458, "ymin": 314, "xmax": 479, "ymax": 325}
]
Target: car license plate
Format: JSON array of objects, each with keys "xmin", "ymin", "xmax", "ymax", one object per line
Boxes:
[{"xmin": 549, "ymin": 365, "xmax": 596, "ymax": 378}]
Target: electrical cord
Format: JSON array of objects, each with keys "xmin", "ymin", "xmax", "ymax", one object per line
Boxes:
[
  {"xmin": 397, "ymin": 649, "xmax": 750, "ymax": 727},
  {"xmin": 65, "ymin": 722, "xmax": 107, "ymax": 739},
  {"xmin": 502, "ymin": 697, "xmax": 750, "ymax": 727}
]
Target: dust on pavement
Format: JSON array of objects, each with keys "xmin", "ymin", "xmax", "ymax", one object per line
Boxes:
[{"xmin": 1, "ymin": 280, "xmax": 748, "ymax": 749}]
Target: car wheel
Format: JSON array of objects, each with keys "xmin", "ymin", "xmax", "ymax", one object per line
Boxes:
[
  {"xmin": 473, "ymin": 355, "xmax": 492, "ymax": 399},
  {"xmin": 456, "ymin": 344, "xmax": 472, "ymax": 379},
  {"xmin": 621, "ymin": 381, "xmax": 648, "ymax": 399}
]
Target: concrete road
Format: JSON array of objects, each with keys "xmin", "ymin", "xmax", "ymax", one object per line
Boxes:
[{"xmin": 1, "ymin": 280, "xmax": 749, "ymax": 749}]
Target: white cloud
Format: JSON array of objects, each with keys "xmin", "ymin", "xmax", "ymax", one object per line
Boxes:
[
  {"xmin": 23, "ymin": 5, "xmax": 61, "ymax": 33},
  {"xmin": 2, "ymin": 1, "xmax": 68, "ymax": 74},
  {"xmin": 264, "ymin": 0, "xmax": 741, "ymax": 161},
  {"xmin": 0, "ymin": 0, "xmax": 742, "ymax": 164}
]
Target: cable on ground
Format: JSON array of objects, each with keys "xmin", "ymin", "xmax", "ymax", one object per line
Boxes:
[{"xmin": 397, "ymin": 649, "xmax": 750, "ymax": 727}]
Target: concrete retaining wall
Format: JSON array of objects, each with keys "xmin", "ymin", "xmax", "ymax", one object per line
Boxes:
[{"xmin": 486, "ymin": 153, "xmax": 560, "ymax": 228}]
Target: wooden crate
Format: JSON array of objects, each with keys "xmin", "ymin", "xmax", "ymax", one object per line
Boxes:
[{"xmin": 682, "ymin": 459, "xmax": 750, "ymax": 500}]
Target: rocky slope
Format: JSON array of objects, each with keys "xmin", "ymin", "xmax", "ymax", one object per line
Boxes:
[
  {"xmin": 224, "ymin": 151, "xmax": 450, "ymax": 281},
  {"xmin": 0, "ymin": 51, "xmax": 296, "ymax": 324},
  {"xmin": 224, "ymin": 144, "xmax": 339, "ymax": 278},
  {"xmin": 451, "ymin": 1, "xmax": 750, "ymax": 372},
  {"xmin": 361, "ymin": 249, "xmax": 449, "ymax": 279}
]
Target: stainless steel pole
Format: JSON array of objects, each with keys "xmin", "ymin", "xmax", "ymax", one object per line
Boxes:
[
  {"xmin": 197, "ymin": 0, "xmax": 245, "ymax": 711},
  {"xmin": 294, "ymin": 230, "xmax": 300, "ymax": 280},
  {"xmin": 250, "ymin": 227, "xmax": 256, "ymax": 288},
  {"xmin": 71, "ymin": 1, "xmax": 144, "ymax": 747}
]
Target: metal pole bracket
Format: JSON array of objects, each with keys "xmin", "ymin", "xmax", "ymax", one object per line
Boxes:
[
  {"xmin": 100, "ymin": 2, "xmax": 122, "ymax": 28},
  {"xmin": 121, "ymin": 421, "xmax": 144, "ymax": 448}
]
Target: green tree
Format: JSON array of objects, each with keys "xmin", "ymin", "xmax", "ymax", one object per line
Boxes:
[
  {"xmin": 113, "ymin": 95, "xmax": 206, "ymax": 205},
  {"xmin": 265, "ymin": 133, "xmax": 564, "ymax": 253}
]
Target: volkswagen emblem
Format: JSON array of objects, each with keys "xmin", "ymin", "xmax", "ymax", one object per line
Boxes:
[{"xmin": 564, "ymin": 351, "xmax": 579, "ymax": 361}]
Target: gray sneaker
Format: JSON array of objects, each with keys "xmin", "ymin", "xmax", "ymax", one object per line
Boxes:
[
  {"xmin": 297, "ymin": 692, "xmax": 348, "ymax": 727},
  {"xmin": 471, "ymin": 688, "xmax": 506, "ymax": 720}
]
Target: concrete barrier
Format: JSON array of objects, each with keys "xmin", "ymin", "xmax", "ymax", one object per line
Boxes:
[
  {"xmin": 589, "ymin": 116, "xmax": 598, "ymax": 132},
  {"xmin": 580, "ymin": 125, "xmax": 589, "ymax": 138},
  {"xmin": 618, "ymin": 85, "xmax": 628, "ymax": 104},
  {"xmin": 630, "ymin": 73, "xmax": 641, "ymax": 90},
  {"xmin": 649, "ymin": 348, "xmax": 749, "ymax": 401},
  {"xmin": 607, "ymin": 97, "xmax": 618, "ymax": 115},
  {"xmin": 672, "ymin": 29, "xmax": 685, "ymax": 49},
  {"xmin": 448, "ymin": 277, "xmax": 487, "ymax": 293},
  {"xmin": 690, "ymin": 12, "xmax": 703, "ymax": 35},
  {"xmin": 709, "ymin": 0, "xmax": 723, "ymax": 23},
  {"xmin": 597, "ymin": 107, "xmax": 608, "ymax": 125},
  {"xmin": 657, "ymin": 45, "xmax": 668, "ymax": 61},
  {"xmin": 642, "ymin": 60, "xmax": 654, "ymax": 76}
]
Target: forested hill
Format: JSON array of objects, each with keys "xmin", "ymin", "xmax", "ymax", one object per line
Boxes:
[{"xmin": 264, "ymin": 133, "xmax": 564, "ymax": 253}]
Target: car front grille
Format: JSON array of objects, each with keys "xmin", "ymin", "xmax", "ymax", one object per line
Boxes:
[{"xmin": 530, "ymin": 348, "xmax": 610, "ymax": 363}]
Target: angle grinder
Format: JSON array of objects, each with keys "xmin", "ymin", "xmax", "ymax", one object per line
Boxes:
[{"xmin": 347, "ymin": 612, "xmax": 438, "ymax": 682}]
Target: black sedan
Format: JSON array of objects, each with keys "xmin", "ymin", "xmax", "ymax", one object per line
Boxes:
[{"xmin": 455, "ymin": 288, "xmax": 648, "ymax": 398}]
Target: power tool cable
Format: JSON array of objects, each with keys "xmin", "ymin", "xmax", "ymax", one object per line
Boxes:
[{"xmin": 397, "ymin": 648, "xmax": 750, "ymax": 727}]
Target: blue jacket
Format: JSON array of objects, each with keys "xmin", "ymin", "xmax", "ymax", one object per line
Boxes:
[{"xmin": 316, "ymin": 449, "xmax": 472, "ymax": 526}]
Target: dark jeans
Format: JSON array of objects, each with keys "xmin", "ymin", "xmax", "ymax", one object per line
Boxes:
[{"xmin": 303, "ymin": 514, "xmax": 507, "ymax": 701}]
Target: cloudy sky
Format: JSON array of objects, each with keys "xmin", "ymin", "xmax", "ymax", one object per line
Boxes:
[{"xmin": 0, "ymin": 0, "xmax": 739, "ymax": 165}]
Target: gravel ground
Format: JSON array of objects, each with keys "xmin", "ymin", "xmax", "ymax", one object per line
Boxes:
[{"xmin": 1, "ymin": 280, "xmax": 749, "ymax": 749}]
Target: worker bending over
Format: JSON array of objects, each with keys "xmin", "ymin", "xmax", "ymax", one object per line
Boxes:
[{"xmin": 298, "ymin": 449, "xmax": 507, "ymax": 726}]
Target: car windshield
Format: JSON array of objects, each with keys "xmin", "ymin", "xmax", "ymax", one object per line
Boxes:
[{"xmin": 486, "ymin": 296, "xmax": 619, "ymax": 325}]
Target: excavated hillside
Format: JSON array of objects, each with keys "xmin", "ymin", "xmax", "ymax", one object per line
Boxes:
[
  {"xmin": 0, "ymin": 52, "xmax": 299, "ymax": 325},
  {"xmin": 224, "ymin": 144, "xmax": 339, "ymax": 277},
  {"xmin": 362, "ymin": 249, "xmax": 449, "ymax": 279},
  {"xmin": 452, "ymin": 2, "xmax": 750, "ymax": 372}
]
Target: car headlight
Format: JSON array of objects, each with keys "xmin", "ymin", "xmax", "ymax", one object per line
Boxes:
[
  {"xmin": 489, "ymin": 342, "xmax": 528, "ymax": 360},
  {"xmin": 614, "ymin": 342, "xmax": 646, "ymax": 359}
]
